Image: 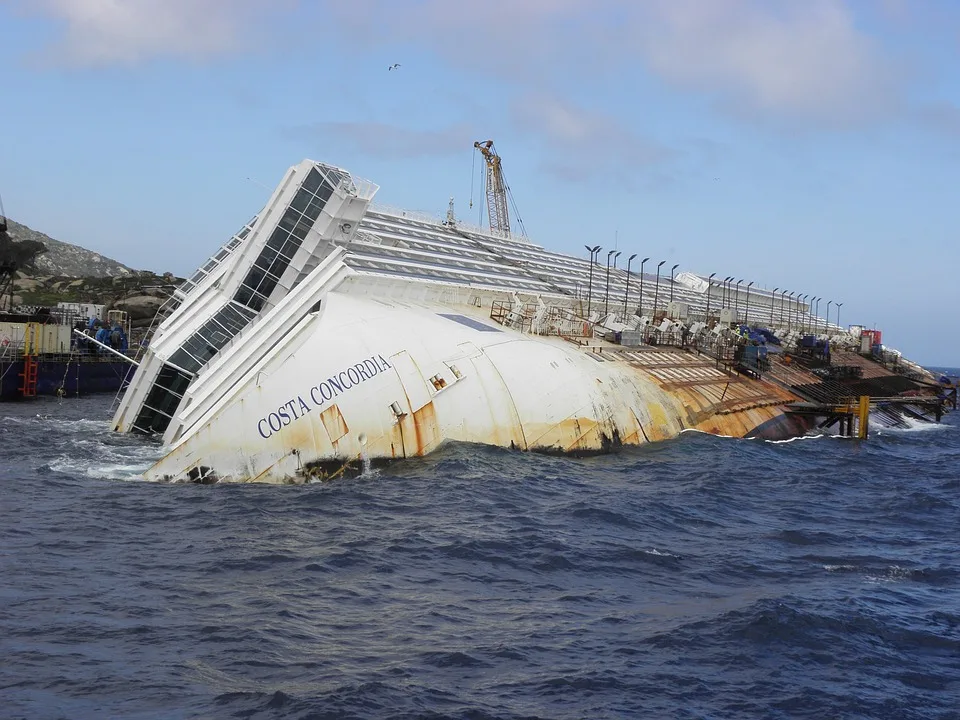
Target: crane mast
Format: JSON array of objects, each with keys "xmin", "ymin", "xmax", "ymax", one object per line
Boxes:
[{"xmin": 474, "ymin": 140, "xmax": 511, "ymax": 237}]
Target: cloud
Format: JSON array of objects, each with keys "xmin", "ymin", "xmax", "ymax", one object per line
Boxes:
[
  {"xmin": 319, "ymin": 0, "xmax": 597, "ymax": 81},
  {"xmin": 288, "ymin": 121, "xmax": 476, "ymax": 159},
  {"xmin": 511, "ymin": 94, "xmax": 674, "ymax": 184},
  {"xmin": 325, "ymin": 0, "xmax": 900, "ymax": 127},
  {"xmin": 17, "ymin": 0, "xmax": 287, "ymax": 66},
  {"xmin": 627, "ymin": 0, "xmax": 899, "ymax": 125},
  {"xmin": 20, "ymin": 0, "xmax": 903, "ymax": 129}
]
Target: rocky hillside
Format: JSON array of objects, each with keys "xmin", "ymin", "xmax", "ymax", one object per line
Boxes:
[
  {"xmin": 5, "ymin": 218, "xmax": 135, "ymax": 278},
  {"xmin": 2, "ymin": 218, "xmax": 183, "ymax": 328},
  {"xmin": 12, "ymin": 272, "xmax": 182, "ymax": 328}
]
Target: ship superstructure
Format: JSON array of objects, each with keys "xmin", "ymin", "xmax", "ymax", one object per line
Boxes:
[{"xmin": 112, "ymin": 158, "xmax": 936, "ymax": 483}]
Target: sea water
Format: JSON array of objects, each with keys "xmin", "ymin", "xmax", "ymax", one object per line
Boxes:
[{"xmin": 1, "ymin": 386, "xmax": 958, "ymax": 719}]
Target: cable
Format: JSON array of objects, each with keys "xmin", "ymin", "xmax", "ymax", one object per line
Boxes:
[{"xmin": 469, "ymin": 147, "xmax": 475, "ymax": 210}]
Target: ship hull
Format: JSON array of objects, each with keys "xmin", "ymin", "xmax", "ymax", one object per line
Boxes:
[
  {"xmin": 1, "ymin": 358, "xmax": 132, "ymax": 400},
  {"xmin": 144, "ymin": 293, "xmax": 806, "ymax": 484}
]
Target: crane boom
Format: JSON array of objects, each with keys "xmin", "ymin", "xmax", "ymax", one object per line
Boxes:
[{"xmin": 473, "ymin": 140, "xmax": 511, "ymax": 237}]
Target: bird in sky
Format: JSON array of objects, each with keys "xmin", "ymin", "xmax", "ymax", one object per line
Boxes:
[{"xmin": 388, "ymin": 63, "xmax": 401, "ymax": 71}]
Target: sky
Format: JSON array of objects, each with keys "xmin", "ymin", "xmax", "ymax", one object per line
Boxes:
[{"xmin": 0, "ymin": 0, "xmax": 958, "ymax": 366}]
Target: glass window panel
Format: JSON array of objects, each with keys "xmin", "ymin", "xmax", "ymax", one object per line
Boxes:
[
  {"xmin": 170, "ymin": 345, "xmax": 206, "ymax": 374},
  {"xmin": 256, "ymin": 276, "xmax": 280, "ymax": 299},
  {"xmin": 304, "ymin": 198, "xmax": 324, "ymax": 222},
  {"xmin": 242, "ymin": 267, "xmax": 266, "ymax": 290},
  {"xmin": 293, "ymin": 215, "xmax": 313, "ymax": 239},
  {"xmin": 322, "ymin": 168, "xmax": 345, "ymax": 189},
  {"xmin": 233, "ymin": 285, "xmax": 254, "ymax": 307},
  {"xmin": 280, "ymin": 238, "xmax": 302, "ymax": 259},
  {"xmin": 254, "ymin": 250, "xmax": 278, "ymax": 272},
  {"xmin": 265, "ymin": 227, "xmax": 290, "ymax": 252},
  {"xmin": 290, "ymin": 187, "xmax": 312, "ymax": 213},
  {"xmin": 302, "ymin": 167, "xmax": 322, "ymax": 194},
  {"xmin": 133, "ymin": 364, "xmax": 194, "ymax": 434},
  {"xmin": 266, "ymin": 259, "xmax": 287, "ymax": 282},
  {"xmin": 278, "ymin": 208, "xmax": 298, "ymax": 233},
  {"xmin": 217, "ymin": 303, "xmax": 255, "ymax": 333}
]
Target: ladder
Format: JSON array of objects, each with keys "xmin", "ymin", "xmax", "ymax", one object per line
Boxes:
[
  {"xmin": 18, "ymin": 322, "xmax": 40, "ymax": 397},
  {"xmin": 18, "ymin": 356, "xmax": 38, "ymax": 397}
]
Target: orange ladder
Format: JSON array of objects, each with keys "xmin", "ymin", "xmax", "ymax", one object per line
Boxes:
[
  {"xmin": 18, "ymin": 323, "xmax": 40, "ymax": 398},
  {"xmin": 19, "ymin": 356, "xmax": 38, "ymax": 397}
]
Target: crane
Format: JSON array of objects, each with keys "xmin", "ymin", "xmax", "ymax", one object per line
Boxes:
[{"xmin": 473, "ymin": 140, "xmax": 512, "ymax": 237}]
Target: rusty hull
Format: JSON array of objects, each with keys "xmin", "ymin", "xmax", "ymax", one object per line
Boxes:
[
  {"xmin": 144, "ymin": 315, "xmax": 810, "ymax": 485},
  {"xmin": 517, "ymin": 345, "xmax": 807, "ymax": 453}
]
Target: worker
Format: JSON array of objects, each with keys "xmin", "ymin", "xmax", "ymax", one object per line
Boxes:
[
  {"xmin": 95, "ymin": 323, "xmax": 110, "ymax": 353},
  {"xmin": 110, "ymin": 324, "xmax": 128, "ymax": 352}
]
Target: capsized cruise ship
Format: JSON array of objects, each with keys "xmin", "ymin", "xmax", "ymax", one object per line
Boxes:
[{"xmin": 111, "ymin": 158, "xmax": 920, "ymax": 483}]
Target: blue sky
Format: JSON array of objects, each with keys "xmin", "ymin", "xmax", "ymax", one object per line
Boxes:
[{"xmin": 1, "ymin": 0, "xmax": 958, "ymax": 365}]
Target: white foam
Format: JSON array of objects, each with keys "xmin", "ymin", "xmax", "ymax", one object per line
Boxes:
[
  {"xmin": 679, "ymin": 427, "xmax": 831, "ymax": 444},
  {"xmin": 680, "ymin": 428, "xmax": 736, "ymax": 439},
  {"xmin": 645, "ymin": 548, "xmax": 679, "ymax": 558},
  {"xmin": 762, "ymin": 433, "xmax": 828, "ymax": 444},
  {"xmin": 865, "ymin": 565, "xmax": 913, "ymax": 584},
  {"xmin": 47, "ymin": 454, "xmax": 154, "ymax": 481},
  {"xmin": 874, "ymin": 415, "xmax": 952, "ymax": 434},
  {"xmin": 824, "ymin": 563, "xmax": 918, "ymax": 584}
]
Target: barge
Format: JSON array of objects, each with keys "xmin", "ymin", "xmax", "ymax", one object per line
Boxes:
[{"xmin": 0, "ymin": 310, "xmax": 134, "ymax": 400}]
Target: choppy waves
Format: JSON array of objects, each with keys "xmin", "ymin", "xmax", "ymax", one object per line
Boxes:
[{"xmin": 1, "ymin": 395, "xmax": 958, "ymax": 719}]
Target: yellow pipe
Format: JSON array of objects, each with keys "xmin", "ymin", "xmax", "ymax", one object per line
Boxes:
[{"xmin": 858, "ymin": 395, "xmax": 870, "ymax": 439}]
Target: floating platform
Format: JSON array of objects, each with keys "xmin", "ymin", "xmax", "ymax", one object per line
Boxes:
[{"xmin": 0, "ymin": 354, "xmax": 133, "ymax": 400}]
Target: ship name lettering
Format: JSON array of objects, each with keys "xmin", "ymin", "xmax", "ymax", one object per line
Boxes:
[{"xmin": 257, "ymin": 354, "xmax": 393, "ymax": 439}]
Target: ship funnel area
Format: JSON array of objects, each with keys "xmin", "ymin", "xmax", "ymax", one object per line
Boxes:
[{"xmin": 112, "ymin": 160, "xmax": 379, "ymax": 439}]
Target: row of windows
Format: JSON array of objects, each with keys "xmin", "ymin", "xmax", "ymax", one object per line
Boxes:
[
  {"xmin": 363, "ymin": 216, "xmax": 663, "ymax": 301},
  {"xmin": 132, "ymin": 364, "xmax": 194, "ymax": 434},
  {"xmin": 181, "ymin": 221, "xmax": 253, "ymax": 297},
  {"xmin": 234, "ymin": 168, "xmax": 338, "ymax": 312},
  {"xmin": 347, "ymin": 256, "xmax": 554, "ymax": 294},
  {"xmin": 367, "ymin": 228, "xmax": 491, "ymax": 262},
  {"xmin": 351, "ymin": 263, "xmax": 541, "ymax": 293},
  {"xmin": 363, "ymin": 217, "xmax": 488, "ymax": 254},
  {"xmin": 360, "ymin": 224, "xmax": 599, "ymax": 296},
  {"xmin": 364, "ymin": 211, "xmax": 724, "ymax": 311},
  {"xmin": 131, "ymin": 167, "xmax": 343, "ymax": 436},
  {"xmin": 347, "ymin": 246, "xmax": 555, "ymax": 290},
  {"xmin": 355, "ymin": 242, "xmax": 539, "ymax": 281},
  {"xmin": 365, "ymin": 213, "xmax": 599, "ymax": 291},
  {"xmin": 168, "ymin": 302, "xmax": 257, "ymax": 375}
]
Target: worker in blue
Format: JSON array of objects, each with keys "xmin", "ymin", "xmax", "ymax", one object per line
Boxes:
[
  {"xmin": 108, "ymin": 324, "xmax": 128, "ymax": 352},
  {"xmin": 94, "ymin": 323, "xmax": 110, "ymax": 352}
]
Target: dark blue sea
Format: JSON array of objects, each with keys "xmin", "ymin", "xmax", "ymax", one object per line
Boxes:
[{"xmin": 2, "ymin": 387, "xmax": 959, "ymax": 720}]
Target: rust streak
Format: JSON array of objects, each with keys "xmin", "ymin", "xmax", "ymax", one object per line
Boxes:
[{"xmin": 407, "ymin": 401, "xmax": 440, "ymax": 456}]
